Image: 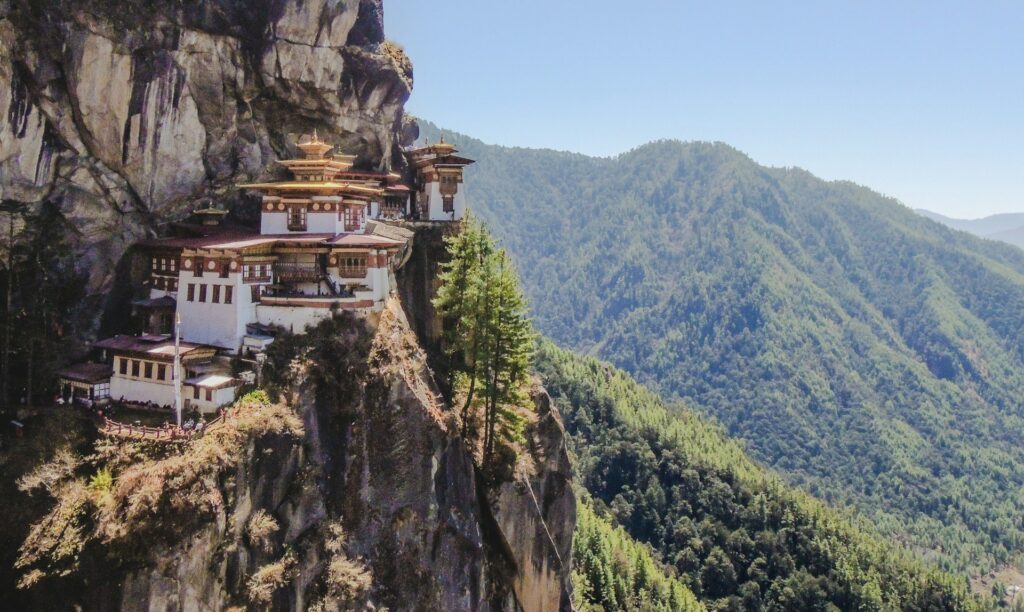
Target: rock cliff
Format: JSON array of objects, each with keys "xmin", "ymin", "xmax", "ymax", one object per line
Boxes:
[
  {"xmin": 13, "ymin": 297, "xmax": 575, "ymax": 610},
  {"xmin": 1, "ymin": 1, "xmax": 577, "ymax": 608},
  {"xmin": 0, "ymin": 0, "xmax": 413, "ymax": 311}
]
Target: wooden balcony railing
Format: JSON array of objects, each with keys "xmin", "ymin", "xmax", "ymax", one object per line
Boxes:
[{"xmin": 275, "ymin": 263, "xmax": 320, "ymax": 282}]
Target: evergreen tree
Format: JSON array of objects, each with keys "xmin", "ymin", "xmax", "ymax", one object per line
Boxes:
[
  {"xmin": 480, "ymin": 251, "xmax": 532, "ymax": 462},
  {"xmin": 434, "ymin": 218, "xmax": 534, "ymax": 468}
]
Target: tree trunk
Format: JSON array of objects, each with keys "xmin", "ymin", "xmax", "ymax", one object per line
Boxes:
[
  {"xmin": 25, "ymin": 335, "xmax": 32, "ymax": 408},
  {"xmin": 2, "ymin": 214, "xmax": 12, "ymax": 415}
]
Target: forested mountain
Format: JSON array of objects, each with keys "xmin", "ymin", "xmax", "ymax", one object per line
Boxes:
[
  {"xmin": 917, "ymin": 210, "xmax": 1024, "ymax": 250},
  {"xmin": 538, "ymin": 342, "xmax": 982, "ymax": 610},
  {"xmin": 418, "ymin": 122, "xmax": 1024, "ymax": 574},
  {"xmin": 573, "ymin": 498, "xmax": 704, "ymax": 611}
]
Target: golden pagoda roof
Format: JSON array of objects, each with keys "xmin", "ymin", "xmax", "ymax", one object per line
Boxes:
[
  {"xmin": 237, "ymin": 181, "xmax": 384, "ymax": 195},
  {"xmin": 193, "ymin": 206, "xmax": 228, "ymax": 216},
  {"xmin": 296, "ymin": 130, "xmax": 333, "ymax": 159}
]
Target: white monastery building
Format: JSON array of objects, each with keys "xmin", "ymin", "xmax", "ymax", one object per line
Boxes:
[{"xmin": 59, "ymin": 134, "xmax": 474, "ymax": 414}]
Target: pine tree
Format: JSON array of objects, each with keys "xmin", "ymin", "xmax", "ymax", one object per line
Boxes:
[
  {"xmin": 480, "ymin": 251, "xmax": 532, "ymax": 462},
  {"xmin": 434, "ymin": 215, "xmax": 495, "ymax": 432},
  {"xmin": 434, "ymin": 219, "xmax": 534, "ymax": 468}
]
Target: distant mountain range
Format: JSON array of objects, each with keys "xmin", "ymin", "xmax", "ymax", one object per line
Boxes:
[
  {"xmin": 917, "ymin": 209, "xmax": 1024, "ymax": 249},
  {"xmin": 419, "ymin": 121, "xmax": 1024, "ymax": 575}
]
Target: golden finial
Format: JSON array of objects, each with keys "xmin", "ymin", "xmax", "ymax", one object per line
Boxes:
[{"xmin": 297, "ymin": 129, "xmax": 332, "ymax": 159}]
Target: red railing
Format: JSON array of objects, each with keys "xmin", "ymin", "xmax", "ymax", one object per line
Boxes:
[{"xmin": 99, "ymin": 413, "xmax": 228, "ymax": 443}]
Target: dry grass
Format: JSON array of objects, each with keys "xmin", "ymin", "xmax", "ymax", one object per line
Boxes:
[
  {"xmin": 380, "ymin": 40, "xmax": 412, "ymax": 81},
  {"xmin": 17, "ymin": 447, "xmax": 80, "ymax": 496},
  {"xmin": 246, "ymin": 510, "xmax": 280, "ymax": 554},
  {"xmin": 309, "ymin": 522, "xmax": 372, "ymax": 609},
  {"xmin": 247, "ymin": 552, "xmax": 296, "ymax": 604},
  {"xmin": 15, "ymin": 392, "xmax": 303, "ymax": 588}
]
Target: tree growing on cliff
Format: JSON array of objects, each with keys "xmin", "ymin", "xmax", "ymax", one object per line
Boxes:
[
  {"xmin": 434, "ymin": 213, "xmax": 493, "ymax": 408},
  {"xmin": 434, "ymin": 217, "xmax": 533, "ymax": 467}
]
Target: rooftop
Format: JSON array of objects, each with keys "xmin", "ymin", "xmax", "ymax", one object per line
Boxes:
[
  {"xmin": 58, "ymin": 362, "xmax": 114, "ymax": 384},
  {"xmin": 185, "ymin": 374, "xmax": 238, "ymax": 390},
  {"xmin": 236, "ymin": 181, "xmax": 384, "ymax": 195},
  {"xmin": 139, "ymin": 231, "xmax": 403, "ymax": 251},
  {"xmin": 95, "ymin": 335, "xmax": 214, "ymax": 360},
  {"xmin": 132, "ymin": 296, "xmax": 177, "ymax": 309},
  {"xmin": 413, "ymin": 154, "xmax": 476, "ymax": 169}
]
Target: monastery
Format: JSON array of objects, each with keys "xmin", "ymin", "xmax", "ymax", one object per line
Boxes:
[{"xmin": 58, "ymin": 135, "xmax": 473, "ymax": 417}]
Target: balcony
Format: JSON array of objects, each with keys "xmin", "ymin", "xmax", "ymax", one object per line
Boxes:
[
  {"xmin": 274, "ymin": 263, "xmax": 320, "ymax": 282},
  {"xmin": 335, "ymin": 266, "xmax": 368, "ymax": 279}
]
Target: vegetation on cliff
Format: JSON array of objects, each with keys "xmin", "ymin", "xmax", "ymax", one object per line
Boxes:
[
  {"xmin": 434, "ymin": 216, "xmax": 534, "ymax": 470},
  {"xmin": 420, "ymin": 121, "xmax": 1024, "ymax": 575},
  {"xmin": 14, "ymin": 392, "xmax": 303, "ymax": 589},
  {"xmin": 538, "ymin": 341, "xmax": 984, "ymax": 610}
]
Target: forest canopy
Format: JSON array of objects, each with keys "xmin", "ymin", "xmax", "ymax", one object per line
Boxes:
[{"xmin": 420, "ymin": 121, "xmax": 1024, "ymax": 575}]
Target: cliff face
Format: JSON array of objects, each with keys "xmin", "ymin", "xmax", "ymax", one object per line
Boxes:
[
  {"xmin": 15, "ymin": 299, "xmax": 575, "ymax": 611},
  {"xmin": 71, "ymin": 304, "xmax": 577, "ymax": 609},
  {"xmin": 3, "ymin": 3, "xmax": 577, "ymax": 607},
  {"xmin": 0, "ymin": 0, "xmax": 412, "ymax": 301}
]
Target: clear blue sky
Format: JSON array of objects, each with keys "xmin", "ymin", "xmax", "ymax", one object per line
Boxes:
[{"xmin": 385, "ymin": 0, "xmax": 1022, "ymax": 218}]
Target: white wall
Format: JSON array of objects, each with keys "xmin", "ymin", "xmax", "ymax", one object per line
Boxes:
[
  {"xmin": 185, "ymin": 385, "xmax": 237, "ymax": 414},
  {"xmin": 260, "ymin": 211, "xmax": 342, "ymax": 234},
  {"xmin": 423, "ymin": 181, "xmax": 466, "ymax": 221},
  {"xmin": 111, "ymin": 374, "xmax": 176, "ymax": 407},
  {"xmin": 261, "ymin": 212, "xmax": 288, "ymax": 234},
  {"xmin": 177, "ymin": 272, "xmax": 248, "ymax": 350},
  {"xmin": 326, "ymin": 256, "xmax": 391, "ymax": 301}
]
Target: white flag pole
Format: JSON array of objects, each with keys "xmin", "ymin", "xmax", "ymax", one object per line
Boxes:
[{"xmin": 174, "ymin": 312, "xmax": 182, "ymax": 427}]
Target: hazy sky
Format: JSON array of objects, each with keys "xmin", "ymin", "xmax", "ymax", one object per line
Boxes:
[{"xmin": 385, "ymin": 0, "xmax": 1022, "ymax": 218}]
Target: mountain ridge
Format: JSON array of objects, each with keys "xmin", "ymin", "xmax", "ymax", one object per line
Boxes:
[
  {"xmin": 418, "ymin": 120, "xmax": 1024, "ymax": 574},
  {"xmin": 916, "ymin": 209, "xmax": 1024, "ymax": 249}
]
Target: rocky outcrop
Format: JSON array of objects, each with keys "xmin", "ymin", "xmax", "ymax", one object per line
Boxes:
[
  {"xmin": 21, "ymin": 298, "xmax": 574, "ymax": 611},
  {"xmin": 489, "ymin": 389, "xmax": 576, "ymax": 611},
  {"xmin": 0, "ymin": 0, "xmax": 412, "ymax": 308}
]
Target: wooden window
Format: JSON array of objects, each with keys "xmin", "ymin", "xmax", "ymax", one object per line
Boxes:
[
  {"xmin": 131, "ymin": 360, "xmax": 140, "ymax": 377},
  {"xmin": 212, "ymin": 285, "xmax": 220, "ymax": 303},
  {"xmin": 199, "ymin": 284, "xmax": 207, "ymax": 302},
  {"xmin": 338, "ymin": 255, "xmax": 367, "ymax": 277},
  {"xmin": 225, "ymin": 286, "xmax": 233, "ymax": 305},
  {"xmin": 287, "ymin": 205, "xmax": 307, "ymax": 231},
  {"xmin": 194, "ymin": 257, "xmax": 204, "ymax": 277},
  {"xmin": 343, "ymin": 207, "xmax": 364, "ymax": 231},
  {"xmin": 187, "ymin": 284, "xmax": 195, "ymax": 301},
  {"xmin": 144, "ymin": 362, "xmax": 153, "ymax": 379},
  {"xmin": 251, "ymin": 285, "xmax": 260, "ymax": 302},
  {"xmin": 220, "ymin": 262, "xmax": 230, "ymax": 278},
  {"xmin": 193, "ymin": 386, "xmax": 200, "ymax": 400},
  {"xmin": 158, "ymin": 364, "xmax": 167, "ymax": 381},
  {"xmin": 205, "ymin": 389, "xmax": 213, "ymax": 402},
  {"xmin": 119, "ymin": 357, "xmax": 128, "ymax": 375},
  {"xmin": 443, "ymin": 196, "xmax": 454, "ymax": 212}
]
